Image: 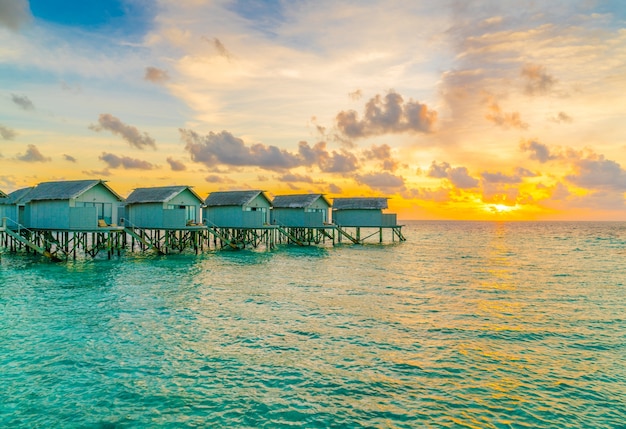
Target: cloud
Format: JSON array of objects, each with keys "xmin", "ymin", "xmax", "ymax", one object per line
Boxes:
[
  {"xmin": 336, "ymin": 91, "xmax": 437, "ymax": 138},
  {"xmin": 0, "ymin": 124, "xmax": 17, "ymax": 140},
  {"xmin": 348, "ymin": 90, "xmax": 362, "ymax": 101},
  {"xmin": 566, "ymin": 154, "xmax": 626, "ymax": 191},
  {"xmin": 522, "ymin": 64, "xmax": 556, "ymax": 96},
  {"xmin": 0, "ymin": 175, "xmax": 18, "ymax": 190},
  {"xmin": 17, "ymin": 144, "xmax": 51, "ymax": 162},
  {"xmin": 211, "ymin": 37, "xmax": 233, "ymax": 59},
  {"xmin": 89, "ymin": 114, "xmax": 156, "ymax": 150},
  {"xmin": 0, "ymin": 0, "xmax": 31, "ymax": 31},
  {"xmin": 437, "ymin": 11, "xmax": 601, "ymax": 143},
  {"xmin": 426, "ymin": 161, "xmax": 450, "ymax": 179},
  {"xmin": 355, "ymin": 172, "xmax": 405, "ymax": 191},
  {"xmin": 404, "ymin": 187, "xmax": 451, "ymax": 203},
  {"xmin": 181, "ymin": 129, "xmax": 302, "ymax": 171},
  {"xmin": 61, "ymin": 81, "xmax": 82, "ymax": 94},
  {"xmin": 200, "ymin": 36, "xmax": 234, "ymax": 59},
  {"xmin": 99, "ymin": 152, "xmax": 155, "ymax": 170},
  {"xmin": 363, "ymin": 144, "xmax": 399, "ymax": 172},
  {"xmin": 328, "ymin": 183, "xmax": 342, "ymax": 194},
  {"xmin": 549, "ymin": 182, "xmax": 571, "ymax": 201},
  {"xmin": 181, "ymin": 129, "xmax": 359, "ymax": 173},
  {"xmin": 520, "ymin": 139, "xmax": 558, "ymax": 163},
  {"xmin": 515, "ymin": 167, "xmax": 536, "ymax": 177},
  {"xmin": 550, "ymin": 112, "xmax": 573, "ymax": 123},
  {"xmin": 481, "ymin": 171, "xmax": 523, "ymax": 184},
  {"xmin": 144, "ymin": 67, "xmax": 169, "ymax": 83},
  {"xmin": 297, "ymin": 141, "xmax": 360, "ymax": 173},
  {"xmin": 543, "ymin": 182, "xmax": 625, "ymax": 212},
  {"xmin": 11, "ymin": 94, "xmax": 35, "ymax": 111},
  {"xmin": 449, "ymin": 167, "xmax": 479, "ymax": 189},
  {"xmin": 278, "ymin": 173, "xmax": 314, "ymax": 183},
  {"xmin": 484, "ymin": 97, "xmax": 528, "ymax": 129},
  {"xmin": 166, "ymin": 157, "xmax": 186, "ymax": 171},
  {"xmin": 427, "ymin": 161, "xmax": 479, "ymax": 189},
  {"xmin": 569, "ymin": 190, "xmax": 626, "ymax": 211},
  {"xmin": 481, "ymin": 186, "xmax": 521, "ymax": 209},
  {"xmin": 205, "ymin": 174, "xmax": 230, "ymax": 183},
  {"xmin": 82, "ymin": 169, "xmax": 112, "ymax": 177},
  {"xmin": 314, "ymin": 146, "xmax": 359, "ymax": 173},
  {"xmin": 63, "ymin": 154, "xmax": 77, "ymax": 163}
]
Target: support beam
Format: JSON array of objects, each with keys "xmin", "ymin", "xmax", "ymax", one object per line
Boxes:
[
  {"xmin": 206, "ymin": 227, "xmax": 241, "ymax": 249},
  {"xmin": 275, "ymin": 226, "xmax": 304, "ymax": 246},
  {"xmin": 124, "ymin": 227, "xmax": 164, "ymax": 254},
  {"xmin": 335, "ymin": 226, "xmax": 359, "ymax": 244},
  {"xmin": 2, "ymin": 228, "xmax": 63, "ymax": 261}
]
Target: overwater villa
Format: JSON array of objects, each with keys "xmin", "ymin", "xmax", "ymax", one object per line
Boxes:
[
  {"xmin": 1, "ymin": 180, "xmax": 405, "ymax": 260},
  {"xmin": 0, "ymin": 187, "xmax": 33, "ymax": 228},
  {"xmin": 271, "ymin": 194, "xmax": 331, "ymax": 228},
  {"xmin": 17, "ymin": 180, "xmax": 123, "ymax": 230},
  {"xmin": 124, "ymin": 186, "xmax": 204, "ymax": 229},
  {"xmin": 332, "ymin": 197, "xmax": 398, "ymax": 227},
  {"xmin": 204, "ymin": 190, "xmax": 272, "ymax": 228}
]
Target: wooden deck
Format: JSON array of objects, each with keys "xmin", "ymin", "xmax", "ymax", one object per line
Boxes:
[{"xmin": 1, "ymin": 217, "xmax": 405, "ymax": 261}]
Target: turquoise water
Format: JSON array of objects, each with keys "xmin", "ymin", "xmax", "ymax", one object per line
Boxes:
[{"xmin": 1, "ymin": 221, "xmax": 625, "ymax": 428}]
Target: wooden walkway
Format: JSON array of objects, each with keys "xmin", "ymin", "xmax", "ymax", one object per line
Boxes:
[{"xmin": 1, "ymin": 217, "xmax": 405, "ymax": 261}]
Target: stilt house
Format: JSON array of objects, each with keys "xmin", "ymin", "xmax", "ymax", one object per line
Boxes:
[
  {"xmin": 124, "ymin": 186, "xmax": 203, "ymax": 229},
  {"xmin": 332, "ymin": 197, "xmax": 397, "ymax": 226},
  {"xmin": 0, "ymin": 187, "xmax": 34, "ymax": 228},
  {"xmin": 204, "ymin": 190, "xmax": 271, "ymax": 228},
  {"xmin": 22, "ymin": 180, "xmax": 123, "ymax": 230},
  {"xmin": 0, "ymin": 190, "xmax": 6, "ymax": 227},
  {"xmin": 271, "ymin": 194, "xmax": 331, "ymax": 227}
]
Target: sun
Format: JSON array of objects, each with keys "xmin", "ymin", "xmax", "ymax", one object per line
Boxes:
[
  {"xmin": 494, "ymin": 204, "xmax": 514, "ymax": 213},
  {"xmin": 485, "ymin": 203, "xmax": 518, "ymax": 215}
]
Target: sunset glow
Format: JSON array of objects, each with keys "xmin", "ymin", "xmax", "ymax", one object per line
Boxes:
[
  {"xmin": 1, "ymin": 1, "xmax": 625, "ymax": 220},
  {"xmin": 486, "ymin": 204, "xmax": 517, "ymax": 215}
]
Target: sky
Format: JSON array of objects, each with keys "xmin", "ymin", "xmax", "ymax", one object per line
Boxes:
[{"xmin": 1, "ymin": 0, "xmax": 625, "ymax": 220}]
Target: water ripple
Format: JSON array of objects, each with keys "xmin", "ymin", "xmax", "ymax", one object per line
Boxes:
[{"xmin": 1, "ymin": 221, "xmax": 626, "ymax": 427}]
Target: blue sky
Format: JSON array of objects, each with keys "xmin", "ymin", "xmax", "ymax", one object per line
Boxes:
[
  {"xmin": 28, "ymin": 0, "xmax": 153, "ymax": 36},
  {"xmin": 30, "ymin": 0, "xmax": 127, "ymax": 26},
  {"xmin": 1, "ymin": 0, "xmax": 626, "ymax": 220}
]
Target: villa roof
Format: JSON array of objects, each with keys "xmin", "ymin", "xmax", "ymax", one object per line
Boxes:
[
  {"xmin": 23, "ymin": 180, "xmax": 123, "ymax": 203},
  {"xmin": 125, "ymin": 186, "xmax": 202, "ymax": 204},
  {"xmin": 204, "ymin": 190, "xmax": 269, "ymax": 207},
  {"xmin": 272, "ymin": 194, "xmax": 330, "ymax": 208},
  {"xmin": 332, "ymin": 197, "xmax": 388, "ymax": 210},
  {"xmin": 0, "ymin": 187, "xmax": 34, "ymax": 205}
]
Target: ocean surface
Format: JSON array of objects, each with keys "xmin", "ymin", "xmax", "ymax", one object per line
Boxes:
[{"xmin": 1, "ymin": 221, "xmax": 625, "ymax": 428}]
